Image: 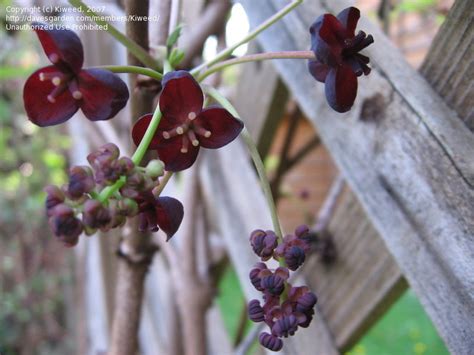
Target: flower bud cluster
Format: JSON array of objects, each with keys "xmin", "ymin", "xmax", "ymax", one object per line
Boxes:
[
  {"xmin": 45, "ymin": 143, "xmax": 166, "ymax": 247},
  {"xmin": 248, "ymin": 225, "xmax": 317, "ymax": 352}
]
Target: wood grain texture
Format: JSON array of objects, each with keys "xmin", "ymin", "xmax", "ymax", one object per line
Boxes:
[
  {"xmin": 199, "ymin": 142, "xmax": 339, "ymax": 355},
  {"xmin": 420, "ymin": 0, "xmax": 474, "ymax": 129},
  {"xmin": 238, "ymin": 0, "xmax": 474, "ymax": 353},
  {"xmin": 303, "ymin": 190, "xmax": 407, "ymax": 351}
]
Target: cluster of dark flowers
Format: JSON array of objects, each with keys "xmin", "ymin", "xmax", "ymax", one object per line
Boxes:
[
  {"xmin": 248, "ymin": 225, "xmax": 318, "ymax": 351},
  {"xmin": 45, "ymin": 143, "xmax": 183, "ymax": 247}
]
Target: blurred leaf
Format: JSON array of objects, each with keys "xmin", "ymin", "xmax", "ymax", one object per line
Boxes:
[
  {"xmin": 166, "ymin": 23, "xmax": 184, "ymax": 49},
  {"xmin": 0, "ymin": 66, "xmax": 33, "ymax": 80}
]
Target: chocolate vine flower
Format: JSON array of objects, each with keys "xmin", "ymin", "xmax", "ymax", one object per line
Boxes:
[
  {"xmin": 132, "ymin": 71, "xmax": 244, "ymax": 171},
  {"xmin": 308, "ymin": 7, "xmax": 374, "ymax": 112},
  {"xmin": 136, "ymin": 192, "xmax": 184, "ymax": 240},
  {"xmin": 23, "ymin": 22, "xmax": 129, "ymax": 127}
]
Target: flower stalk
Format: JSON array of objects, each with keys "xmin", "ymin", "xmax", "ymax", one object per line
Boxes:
[
  {"xmin": 202, "ymin": 85, "xmax": 283, "ymax": 241},
  {"xmin": 190, "ymin": 0, "xmax": 303, "ymax": 76},
  {"xmin": 198, "ymin": 50, "xmax": 315, "ymax": 81},
  {"xmin": 95, "ymin": 65, "xmax": 163, "ymax": 81}
]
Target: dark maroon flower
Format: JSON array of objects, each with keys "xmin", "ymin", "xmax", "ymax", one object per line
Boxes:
[
  {"xmin": 249, "ymin": 262, "xmax": 268, "ymax": 291},
  {"xmin": 132, "ymin": 71, "xmax": 244, "ymax": 171},
  {"xmin": 45, "ymin": 185, "xmax": 65, "ymax": 216},
  {"xmin": 250, "ymin": 229, "xmax": 278, "ymax": 260},
  {"xmin": 82, "ymin": 200, "xmax": 112, "ymax": 230},
  {"xmin": 259, "ymin": 332, "xmax": 283, "ymax": 352},
  {"xmin": 67, "ymin": 166, "xmax": 95, "ymax": 199},
  {"xmin": 308, "ymin": 7, "xmax": 373, "ymax": 112},
  {"xmin": 48, "ymin": 203, "xmax": 83, "ymax": 247},
  {"xmin": 23, "ymin": 23, "xmax": 129, "ymax": 127},
  {"xmin": 136, "ymin": 193, "xmax": 184, "ymax": 240},
  {"xmin": 284, "ymin": 245, "xmax": 306, "ymax": 271},
  {"xmin": 260, "ymin": 267, "xmax": 289, "ymax": 296},
  {"xmin": 272, "ymin": 315, "xmax": 298, "ymax": 338},
  {"xmin": 248, "ymin": 299, "xmax": 265, "ymax": 323}
]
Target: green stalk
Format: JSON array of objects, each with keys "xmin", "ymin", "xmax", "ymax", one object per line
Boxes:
[
  {"xmin": 190, "ymin": 0, "xmax": 303, "ymax": 76},
  {"xmin": 198, "ymin": 50, "xmax": 314, "ymax": 81},
  {"xmin": 202, "ymin": 85, "xmax": 284, "ymax": 241},
  {"xmin": 94, "ymin": 65, "xmax": 163, "ymax": 81},
  {"xmin": 98, "ymin": 109, "xmax": 163, "ymax": 203},
  {"xmin": 68, "ymin": 0, "xmax": 160, "ymax": 71}
]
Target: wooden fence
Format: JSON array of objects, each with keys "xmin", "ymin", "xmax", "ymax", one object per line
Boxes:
[{"xmin": 70, "ymin": 0, "xmax": 473, "ymax": 354}]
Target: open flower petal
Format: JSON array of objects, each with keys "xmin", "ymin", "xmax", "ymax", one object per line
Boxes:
[
  {"xmin": 159, "ymin": 71, "xmax": 203, "ymax": 124},
  {"xmin": 78, "ymin": 68, "xmax": 129, "ymax": 121},
  {"xmin": 132, "ymin": 113, "xmax": 180, "ymax": 150},
  {"xmin": 336, "ymin": 7, "xmax": 360, "ymax": 37},
  {"xmin": 325, "ymin": 65, "xmax": 358, "ymax": 113},
  {"xmin": 310, "ymin": 14, "xmax": 345, "ymax": 66},
  {"xmin": 156, "ymin": 139, "xmax": 200, "ymax": 172},
  {"xmin": 308, "ymin": 59, "xmax": 330, "ymax": 82},
  {"xmin": 33, "ymin": 22, "xmax": 84, "ymax": 74},
  {"xmin": 154, "ymin": 196, "xmax": 184, "ymax": 240},
  {"xmin": 194, "ymin": 107, "xmax": 244, "ymax": 149},
  {"xmin": 23, "ymin": 67, "xmax": 79, "ymax": 126}
]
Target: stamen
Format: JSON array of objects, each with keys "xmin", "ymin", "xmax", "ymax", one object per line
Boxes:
[
  {"xmin": 68, "ymin": 80, "xmax": 82, "ymax": 100},
  {"xmin": 52, "ymin": 77, "xmax": 62, "ymax": 86},
  {"xmin": 49, "ymin": 53, "xmax": 60, "ymax": 63},
  {"xmin": 162, "ymin": 125, "xmax": 187, "ymax": 139},
  {"xmin": 188, "ymin": 112, "xmax": 197, "ymax": 120},
  {"xmin": 188, "ymin": 131, "xmax": 199, "ymax": 146},
  {"xmin": 46, "ymin": 84, "xmax": 68, "ymax": 104},
  {"xmin": 39, "ymin": 71, "xmax": 63, "ymax": 82},
  {"xmin": 194, "ymin": 126, "xmax": 212, "ymax": 138},
  {"xmin": 72, "ymin": 91, "xmax": 83, "ymax": 99},
  {"xmin": 180, "ymin": 136, "xmax": 189, "ymax": 153}
]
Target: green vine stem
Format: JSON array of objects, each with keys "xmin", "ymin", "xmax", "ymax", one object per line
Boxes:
[
  {"xmin": 98, "ymin": 108, "xmax": 163, "ymax": 203},
  {"xmin": 198, "ymin": 50, "xmax": 315, "ymax": 81},
  {"xmin": 68, "ymin": 0, "xmax": 161, "ymax": 71},
  {"xmin": 94, "ymin": 65, "xmax": 163, "ymax": 81},
  {"xmin": 190, "ymin": 0, "xmax": 303, "ymax": 76},
  {"xmin": 202, "ymin": 85, "xmax": 284, "ymax": 241}
]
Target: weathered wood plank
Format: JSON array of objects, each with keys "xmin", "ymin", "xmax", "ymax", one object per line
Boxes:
[
  {"xmin": 304, "ymin": 190, "xmax": 407, "ymax": 351},
  {"xmin": 420, "ymin": 0, "xmax": 474, "ymax": 129},
  {"xmin": 233, "ymin": 43, "xmax": 288, "ymax": 158},
  {"xmin": 238, "ymin": 0, "xmax": 474, "ymax": 353},
  {"xmin": 199, "ymin": 142, "xmax": 339, "ymax": 355}
]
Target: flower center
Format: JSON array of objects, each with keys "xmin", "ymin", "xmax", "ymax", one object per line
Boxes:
[
  {"xmin": 39, "ymin": 70, "xmax": 82, "ymax": 103},
  {"xmin": 161, "ymin": 111, "xmax": 213, "ymax": 153}
]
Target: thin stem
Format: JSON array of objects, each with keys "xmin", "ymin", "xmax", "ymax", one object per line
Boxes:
[
  {"xmin": 190, "ymin": 0, "xmax": 303, "ymax": 76},
  {"xmin": 68, "ymin": 0, "xmax": 160, "ymax": 71},
  {"xmin": 154, "ymin": 171, "xmax": 173, "ymax": 196},
  {"xmin": 93, "ymin": 65, "xmax": 163, "ymax": 81},
  {"xmin": 203, "ymin": 85, "xmax": 283, "ymax": 240},
  {"xmin": 198, "ymin": 50, "xmax": 315, "ymax": 81},
  {"xmin": 98, "ymin": 108, "xmax": 163, "ymax": 203},
  {"xmin": 131, "ymin": 110, "xmax": 162, "ymax": 164}
]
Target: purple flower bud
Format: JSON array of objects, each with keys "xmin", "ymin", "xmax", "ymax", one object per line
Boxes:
[
  {"xmin": 294, "ymin": 224, "xmax": 309, "ymax": 238},
  {"xmin": 82, "ymin": 200, "xmax": 111, "ymax": 230},
  {"xmin": 248, "ymin": 299, "xmax": 265, "ymax": 323},
  {"xmin": 118, "ymin": 198, "xmax": 139, "ymax": 217},
  {"xmin": 284, "ymin": 245, "xmax": 306, "ymax": 271},
  {"xmin": 48, "ymin": 204, "xmax": 83, "ymax": 247},
  {"xmin": 249, "ymin": 263, "xmax": 267, "ymax": 291},
  {"xmin": 250, "ymin": 229, "xmax": 278, "ymax": 260},
  {"xmin": 116, "ymin": 157, "xmax": 135, "ymax": 176},
  {"xmin": 298, "ymin": 311, "xmax": 314, "ymax": 328},
  {"xmin": 261, "ymin": 274, "xmax": 285, "ymax": 296},
  {"xmin": 44, "ymin": 185, "xmax": 65, "ymax": 216},
  {"xmin": 272, "ymin": 315, "xmax": 298, "ymax": 338},
  {"xmin": 296, "ymin": 291, "xmax": 318, "ymax": 314},
  {"xmin": 87, "ymin": 143, "xmax": 120, "ymax": 168},
  {"xmin": 259, "ymin": 332, "xmax": 283, "ymax": 352},
  {"xmin": 67, "ymin": 166, "xmax": 95, "ymax": 199}
]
